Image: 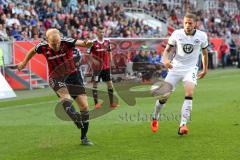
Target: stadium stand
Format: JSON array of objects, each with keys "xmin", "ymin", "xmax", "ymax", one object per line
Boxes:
[{"xmin": 0, "ymin": 0, "xmax": 239, "ymax": 41}]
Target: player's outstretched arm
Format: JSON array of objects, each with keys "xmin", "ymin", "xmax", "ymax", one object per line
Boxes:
[
  {"xmin": 109, "ymin": 51, "xmax": 113, "ymax": 62},
  {"xmin": 75, "ymin": 40, "xmax": 93, "ymax": 47},
  {"xmin": 17, "ymin": 47, "xmax": 37, "ymax": 71},
  {"xmin": 197, "ymin": 48, "xmax": 208, "ymax": 79},
  {"xmin": 163, "ymin": 44, "xmax": 173, "ymax": 69}
]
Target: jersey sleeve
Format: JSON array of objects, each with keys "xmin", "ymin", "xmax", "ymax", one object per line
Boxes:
[
  {"xmin": 168, "ymin": 31, "xmax": 177, "ymax": 47},
  {"xmin": 34, "ymin": 42, "xmax": 47, "ymax": 54},
  {"xmin": 62, "ymin": 38, "xmax": 77, "ymax": 48},
  {"xmin": 201, "ymin": 33, "xmax": 208, "ymax": 49}
]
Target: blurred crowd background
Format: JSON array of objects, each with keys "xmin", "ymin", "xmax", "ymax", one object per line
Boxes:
[{"xmin": 0, "ymin": 0, "xmax": 239, "ymax": 40}]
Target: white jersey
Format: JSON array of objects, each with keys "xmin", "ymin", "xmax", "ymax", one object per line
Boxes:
[{"xmin": 168, "ymin": 29, "xmax": 208, "ymax": 74}]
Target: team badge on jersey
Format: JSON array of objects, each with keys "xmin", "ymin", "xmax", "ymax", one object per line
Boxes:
[
  {"xmin": 183, "ymin": 44, "xmax": 194, "ymax": 54},
  {"xmin": 194, "ymin": 39, "xmax": 200, "ymax": 44}
]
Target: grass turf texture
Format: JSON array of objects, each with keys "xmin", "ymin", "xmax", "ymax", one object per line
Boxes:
[{"xmin": 0, "ymin": 68, "xmax": 240, "ymax": 160}]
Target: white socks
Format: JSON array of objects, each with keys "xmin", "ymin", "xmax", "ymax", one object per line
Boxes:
[
  {"xmin": 180, "ymin": 99, "xmax": 192, "ymax": 127},
  {"xmin": 153, "ymin": 98, "xmax": 193, "ymax": 126},
  {"xmin": 153, "ymin": 100, "xmax": 164, "ymax": 120}
]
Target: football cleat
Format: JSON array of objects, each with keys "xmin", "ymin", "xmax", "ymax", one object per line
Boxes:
[
  {"xmin": 110, "ymin": 103, "xmax": 119, "ymax": 108},
  {"xmin": 95, "ymin": 103, "xmax": 102, "ymax": 109},
  {"xmin": 178, "ymin": 125, "xmax": 189, "ymax": 135},
  {"xmin": 81, "ymin": 137, "xmax": 94, "ymax": 146},
  {"xmin": 151, "ymin": 119, "xmax": 159, "ymax": 133}
]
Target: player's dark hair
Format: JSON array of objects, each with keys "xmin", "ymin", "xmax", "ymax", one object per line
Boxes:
[{"xmin": 184, "ymin": 12, "xmax": 197, "ymax": 21}]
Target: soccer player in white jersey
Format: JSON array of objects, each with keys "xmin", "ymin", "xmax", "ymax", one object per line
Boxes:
[{"xmin": 151, "ymin": 13, "xmax": 208, "ymax": 135}]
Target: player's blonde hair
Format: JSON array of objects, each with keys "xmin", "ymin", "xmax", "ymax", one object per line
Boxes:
[
  {"xmin": 184, "ymin": 13, "xmax": 197, "ymax": 21},
  {"xmin": 46, "ymin": 28, "xmax": 60, "ymax": 39}
]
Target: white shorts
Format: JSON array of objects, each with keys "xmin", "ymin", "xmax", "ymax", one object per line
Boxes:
[{"xmin": 165, "ymin": 67, "xmax": 198, "ymax": 90}]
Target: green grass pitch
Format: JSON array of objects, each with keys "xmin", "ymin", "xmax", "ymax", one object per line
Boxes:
[{"xmin": 0, "ymin": 68, "xmax": 240, "ymax": 160}]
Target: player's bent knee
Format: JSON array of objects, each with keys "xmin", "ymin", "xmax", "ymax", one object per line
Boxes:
[
  {"xmin": 77, "ymin": 96, "xmax": 89, "ymax": 110},
  {"xmin": 185, "ymin": 90, "xmax": 194, "ymax": 96},
  {"xmin": 157, "ymin": 92, "xmax": 171, "ymax": 104},
  {"xmin": 78, "ymin": 105, "xmax": 89, "ymax": 111},
  {"xmin": 80, "ymin": 106, "xmax": 89, "ymax": 112},
  {"xmin": 107, "ymin": 82, "xmax": 113, "ymax": 88}
]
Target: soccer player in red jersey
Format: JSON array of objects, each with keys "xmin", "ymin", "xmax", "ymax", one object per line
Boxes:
[
  {"xmin": 17, "ymin": 28, "xmax": 93, "ymax": 145},
  {"xmin": 88, "ymin": 27, "xmax": 118, "ymax": 109}
]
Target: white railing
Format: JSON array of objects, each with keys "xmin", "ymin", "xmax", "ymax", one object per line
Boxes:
[{"xmin": 124, "ymin": 7, "xmax": 167, "ymax": 23}]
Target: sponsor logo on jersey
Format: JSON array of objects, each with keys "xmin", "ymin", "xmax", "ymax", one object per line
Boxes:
[
  {"xmin": 48, "ymin": 53, "xmax": 66, "ymax": 60},
  {"xmin": 96, "ymin": 49, "xmax": 106, "ymax": 52},
  {"xmin": 183, "ymin": 44, "xmax": 194, "ymax": 54}
]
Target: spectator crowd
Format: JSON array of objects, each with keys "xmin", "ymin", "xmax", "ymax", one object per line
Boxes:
[
  {"xmin": 0, "ymin": 0, "xmax": 162, "ymax": 41},
  {"xmin": 0, "ymin": 0, "xmax": 239, "ymax": 41}
]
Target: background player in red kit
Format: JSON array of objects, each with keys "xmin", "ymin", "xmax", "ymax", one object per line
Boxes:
[
  {"xmin": 88, "ymin": 27, "xmax": 118, "ymax": 109},
  {"xmin": 17, "ymin": 28, "xmax": 94, "ymax": 145}
]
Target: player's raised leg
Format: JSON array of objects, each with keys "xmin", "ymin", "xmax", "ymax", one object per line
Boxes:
[
  {"xmin": 151, "ymin": 99, "xmax": 166, "ymax": 132},
  {"xmin": 151, "ymin": 73, "xmax": 180, "ymax": 133},
  {"xmin": 56, "ymin": 87, "xmax": 83, "ymax": 129}
]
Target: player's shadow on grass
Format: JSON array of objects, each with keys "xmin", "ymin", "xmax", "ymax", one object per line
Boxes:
[
  {"xmin": 55, "ymin": 86, "xmax": 119, "ymax": 121},
  {"xmin": 55, "ymin": 79, "xmax": 172, "ymax": 121}
]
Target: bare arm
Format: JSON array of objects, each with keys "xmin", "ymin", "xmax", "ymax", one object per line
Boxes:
[
  {"xmin": 162, "ymin": 44, "xmax": 174, "ymax": 69},
  {"xmin": 109, "ymin": 51, "xmax": 113, "ymax": 62},
  {"xmin": 17, "ymin": 47, "xmax": 37, "ymax": 71},
  {"xmin": 197, "ymin": 48, "xmax": 208, "ymax": 79},
  {"xmin": 75, "ymin": 40, "xmax": 93, "ymax": 47},
  {"xmin": 109, "ymin": 51, "xmax": 116, "ymax": 68},
  {"xmin": 85, "ymin": 51, "xmax": 101, "ymax": 67}
]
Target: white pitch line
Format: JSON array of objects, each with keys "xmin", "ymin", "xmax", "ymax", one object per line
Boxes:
[{"xmin": 0, "ymin": 100, "xmax": 58, "ymax": 111}]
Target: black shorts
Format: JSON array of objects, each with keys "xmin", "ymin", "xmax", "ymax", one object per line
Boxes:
[
  {"xmin": 49, "ymin": 71, "xmax": 86, "ymax": 99},
  {"xmin": 92, "ymin": 69, "xmax": 111, "ymax": 82}
]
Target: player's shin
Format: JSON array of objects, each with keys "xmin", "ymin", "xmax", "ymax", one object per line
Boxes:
[
  {"xmin": 92, "ymin": 87, "xmax": 98, "ymax": 105},
  {"xmin": 80, "ymin": 111, "xmax": 89, "ymax": 140},
  {"xmin": 61, "ymin": 99, "xmax": 83, "ymax": 129},
  {"xmin": 180, "ymin": 97, "xmax": 192, "ymax": 126},
  {"xmin": 153, "ymin": 99, "xmax": 165, "ymax": 120},
  {"xmin": 108, "ymin": 88, "xmax": 114, "ymax": 104}
]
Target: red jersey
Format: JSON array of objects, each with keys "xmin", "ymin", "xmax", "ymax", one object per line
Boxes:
[
  {"xmin": 35, "ymin": 38, "xmax": 77, "ymax": 78},
  {"xmin": 218, "ymin": 43, "xmax": 228, "ymax": 59},
  {"xmin": 88, "ymin": 39, "xmax": 111, "ymax": 70}
]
